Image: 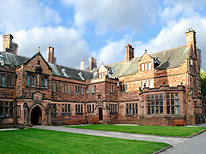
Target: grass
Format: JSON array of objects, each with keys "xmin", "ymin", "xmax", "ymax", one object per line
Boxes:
[
  {"xmin": 67, "ymin": 125, "xmax": 206, "ymax": 137},
  {"xmin": 0, "ymin": 128, "xmax": 169, "ymax": 154}
]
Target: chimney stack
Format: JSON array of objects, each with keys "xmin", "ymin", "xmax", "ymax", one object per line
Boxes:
[
  {"xmin": 3, "ymin": 33, "xmax": 13, "ymax": 53},
  {"xmin": 47, "ymin": 47, "xmax": 56, "ymax": 64},
  {"xmin": 12, "ymin": 42, "xmax": 18, "ymax": 55},
  {"xmin": 186, "ymin": 28, "xmax": 196, "ymax": 54},
  {"xmin": 81, "ymin": 59, "xmax": 85, "ymax": 70},
  {"xmin": 89, "ymin": 57, "xmax": 97, "ymax": 72},
  {"xmin": 125, "ymin": 44, "xmax": 134, "ymax": 63}
]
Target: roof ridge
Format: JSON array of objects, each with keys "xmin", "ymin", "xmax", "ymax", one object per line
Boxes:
[
  {"xmin": 55, "ymin": 63, "xmax": 91, "ymax": 73},
  {"xmin": 149, "ymin": 45, "xmax": 187, "ymax": 56},
  {"xmin": 107, "ymin": 60, "xmax": 125, "ymax": 66}
]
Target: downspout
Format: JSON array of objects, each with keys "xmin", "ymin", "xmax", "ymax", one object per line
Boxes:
[
  {"xmin": 84, "ymin": 86, "xmax": 87, "ymax": 121},
  {"xmin": 14, "ymin": 72, "xmax": 17, "ymax": 127}
]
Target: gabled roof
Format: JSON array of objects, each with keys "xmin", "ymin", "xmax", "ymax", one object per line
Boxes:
[
  {"xmin": 23, "ymin": 52, "xmax": 52, "ymax": 71},
  {"xmin": 0, "ymin": 51, "xmax": 93, "ymax": 81},
  {"xmin": 105, "ymin": 46, "xmax": 189, "ymax": 78}
]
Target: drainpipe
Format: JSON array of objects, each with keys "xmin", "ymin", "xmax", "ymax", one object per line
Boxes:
[
  {"xmin": 84, "ymin": 86, "xmax": 87, "ymax": 121},
  {"xmin": 14, "ymin": 73, "xmax": 17, "ymax": 127},
  {"xmin": 117, "ymin": 84, "xmax": 120, "ymax": 120},
  {"xmin": 186, "ymin": 57, "xmax": 189, "ymax": 125}
]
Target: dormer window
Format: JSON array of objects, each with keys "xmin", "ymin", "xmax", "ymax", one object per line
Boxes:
[{"xmin": 141, "ymin": 62, "xmax": 151, "ymax": 71}]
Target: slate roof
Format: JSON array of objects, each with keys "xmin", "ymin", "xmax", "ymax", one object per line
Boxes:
[
  {"xmin": 106, "ymin": 46, "xmax": 189, "ymax": 78},
  {"xmin": 0, "ymin": 51, "xmax": 29, "ymax": 68},
  {"xmin": 0, "ymin": 51, "xmax": 93, "ymax": 81}
]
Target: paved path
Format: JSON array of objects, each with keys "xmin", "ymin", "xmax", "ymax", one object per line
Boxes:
[
  {"xmin": 161, "ymin": 131, "xmax": 206, "ymax": 154},
  {"xmin": 33, "ymin": 125, "xmax": 187, "ymax": 146}
]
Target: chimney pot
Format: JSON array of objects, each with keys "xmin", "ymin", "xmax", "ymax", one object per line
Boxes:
[{"xmin": 81, "ymin": 59, "xmax": 85, "ymax": 70}]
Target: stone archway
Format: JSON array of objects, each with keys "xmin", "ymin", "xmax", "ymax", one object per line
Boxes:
[{"xmin": 30, "ymin": 106, "xmax": 42, "ymax": 125}]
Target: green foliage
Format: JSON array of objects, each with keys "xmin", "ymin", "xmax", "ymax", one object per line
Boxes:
[
  {"xmin": 68, "ymin": 125, "xmax": 206, "ymax": 137},
  {"xmin": 201, "ymin": 69, "xmax": 206, "ymax": 96},
  {"xmin": 0, "ymin": 129, "xmax": 168, "ymax": 154}
]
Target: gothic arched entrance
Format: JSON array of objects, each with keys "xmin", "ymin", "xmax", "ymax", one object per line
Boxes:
[
  {"xmin": 31, "ymin": 106, "xmax": 42, "ymax": 125},
  {"xmin": 99, "ymin": 107, "xmax": 103, "ymax": 120}
]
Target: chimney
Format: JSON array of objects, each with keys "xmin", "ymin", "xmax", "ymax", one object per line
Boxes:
[
  {"xmin": 125, "ymin": 44, "xmax": 134, "ymax": 63},
  {"xmin": 186, "ymin": 28, "xmax": 196, "ymax": 54},
  {"xmin": 81, "ymin": 59, "xmax": 85, "ymax": 70},
  {"xmin": 47, "ymin": 47, "xmax": 56, "ymax": 64},
  {"xmin": 3, "ymin": 33, "xmax": 13, "ymax": 53},
  {"xmin": 12, "ymin": 42, "xmax": 18, "ymax": 55},
  {"xmin": 89, "ymin": 57, "xmax": 97, "ymax": 72}
]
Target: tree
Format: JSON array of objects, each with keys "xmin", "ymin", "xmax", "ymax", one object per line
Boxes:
[{"xmin": 201, "ymin": 69, "xmax": 206, "ymax": 96}]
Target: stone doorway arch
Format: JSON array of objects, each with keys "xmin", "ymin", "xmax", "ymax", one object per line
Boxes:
[
  {"xmin": 29, "ymin": 104, "xmax": 45, "ymax": 125},
  {"xmin": 31, "ymin": 106, "xmax": 42, "ymax": 125}
]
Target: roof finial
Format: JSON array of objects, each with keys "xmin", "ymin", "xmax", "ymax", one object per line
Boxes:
[
  {"xmin": 145, "ymin": 49, "xmax": 147, "ymax": 53},
  {"xmin": 38, "ymin": 47, "xmax": 40, "ymax": 53}
]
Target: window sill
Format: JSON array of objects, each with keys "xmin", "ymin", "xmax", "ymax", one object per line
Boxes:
[
  {"xmin": 62, "ymin": 113, "xmax": 71, "ymax": 116},
  {"xmin": 125, "ymin": 114, "xmax": 138, "ymax": 117},
  {"xmin": 75, "ymin": 113, "xmax": 84, "ymax": 115}
]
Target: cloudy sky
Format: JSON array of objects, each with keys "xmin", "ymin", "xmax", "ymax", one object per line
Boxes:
[{"xmin": 0, "ymin": 0, "xmax": 206, "ymax": 70}]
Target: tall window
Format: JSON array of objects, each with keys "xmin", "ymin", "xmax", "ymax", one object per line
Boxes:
[
  {"xmin": 75, "ymin": 104, "xmax": 83, "ymax": 114},
  {"xmin": 0, "ymin": 101, "xmax": 14, "ymax": 117},
  {"xmin": 7, "ymin": 75, "xmax": 13, "ymax": 87},
  {"xmin": 62, "ymin": 83, "xmax": 65, "ymax": 92},
  {"xmin": 141, "ymin": 80, "xmax": 152, "ymax": 89},
  {"xmin": 147, "ymin": 93, "xmax": 163, "ymax": 115},
  {"xmin": 52, "ymin": 82, "xmax": 57, "ymax": 92},
  {"xmin": 51, "ymin": 104, "xmax": 56, "ymax": 114},
  {"xmin": 126, "ymin": 103, "xmax": 138, "ymax": 115},
  {"xmin": 41, "ymin": 77, "xmax": 48, "ymax": 88},
  {"xmin": 65, "ymin": 84, "xmax": 71, "ymax": 93},
  {"xmin": 141, "ymin": 63, "xmax": 145, "ymax": 71},
  {"xmin": 141, "ymin": 62, "xmax": 152, "ymax": 71},
  {"xmin": 27, "ymin": 75, "xmax": 34, "ymax": 86},
  {"xmin": 167, "ymin": 93, "xmax": 179, "ymax": 114},
  {"xmin": 110, "ymin": 85, "xmax": 114, "ymax": 93},
  {"xmin": 110, "ymin": 104, "xmax": 117, "ymax": 114},
  {"xmin": 62, "ymin": 104, "xmax": 71, "ymax": 114},
  {"xmin": 92, "ymin": 85, "xmax": 96, "ymax": 93},
  {"xmin": 87, "ymin": 104, "xmax": 94, "ymax": 113},
  {"xmin": 119, "ymin": 83, "xmax": 128, "ymax": 92},
  {"xmin": 75, "ymin": 85, "xmax": 83, "ymax": 94}
]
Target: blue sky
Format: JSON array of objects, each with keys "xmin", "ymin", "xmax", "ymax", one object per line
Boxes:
[{"xmin": 0, "ymin": 0, "xmax": 206, "ymax": 70}]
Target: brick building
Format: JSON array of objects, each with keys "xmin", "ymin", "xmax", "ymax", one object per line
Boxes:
[{"xmin": 0, "ymin": 29, "xmax": 203, "ymax": 128}]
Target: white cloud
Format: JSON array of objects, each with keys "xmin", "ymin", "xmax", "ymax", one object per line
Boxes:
[
  {"xmin": 161, "ymin": 0, "xmax": 206, "ymax": 24},
  {"xmin": 0, "ymin": 0, "xmax": 61, "ymax": 32},
  {"xmin": 61, "ymin": 0, "xmax": 160, "ymax": 34},
  {"xmin": 0, "ymin": 27, "xmax": 91, "ymax": 68},
  {"xmin": 96, "ymin": 17, "xmax": 206, "ymax": 71}
]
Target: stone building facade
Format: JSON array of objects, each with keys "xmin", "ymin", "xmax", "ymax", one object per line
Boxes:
[{"xmin": 0, "ymin": 29, "xmax": 203, "ymax": 128}]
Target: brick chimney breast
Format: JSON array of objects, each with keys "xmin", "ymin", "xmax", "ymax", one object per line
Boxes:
[
  {"xmin": 125, "ymin": 44, "xmax": 134, "ymax": 63},
  {"xmin": 3, "ymin": 33, "xmax": 13, "ymax": 53},
  {"xmin": 186, "ymin": 28, "xmax": 196, "ymax": 53},
  {"xmin": 47, "ymin": 47, "xmax": 56, "ymax": 64},
  {"xmin": 89, "ymin": 57, "xmax": 97, "ymax": 72}
]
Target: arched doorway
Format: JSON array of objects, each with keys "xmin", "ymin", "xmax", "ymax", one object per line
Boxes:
[
  {"xmin": 31, "ymin": 106, "xmax": 42, "ymax": 125},
  {"xmin": 99, "ymin": 107, "xmax": 103, "ymax": 120}
]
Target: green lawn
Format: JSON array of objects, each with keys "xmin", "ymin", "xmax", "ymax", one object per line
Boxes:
[
  {"xmin": 67, "ymin": 125, "xmax": 206, "ymax": 137},
  {"xmin": 0, "ymin": 129, "xmax": 168, "ymax": 154}
]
